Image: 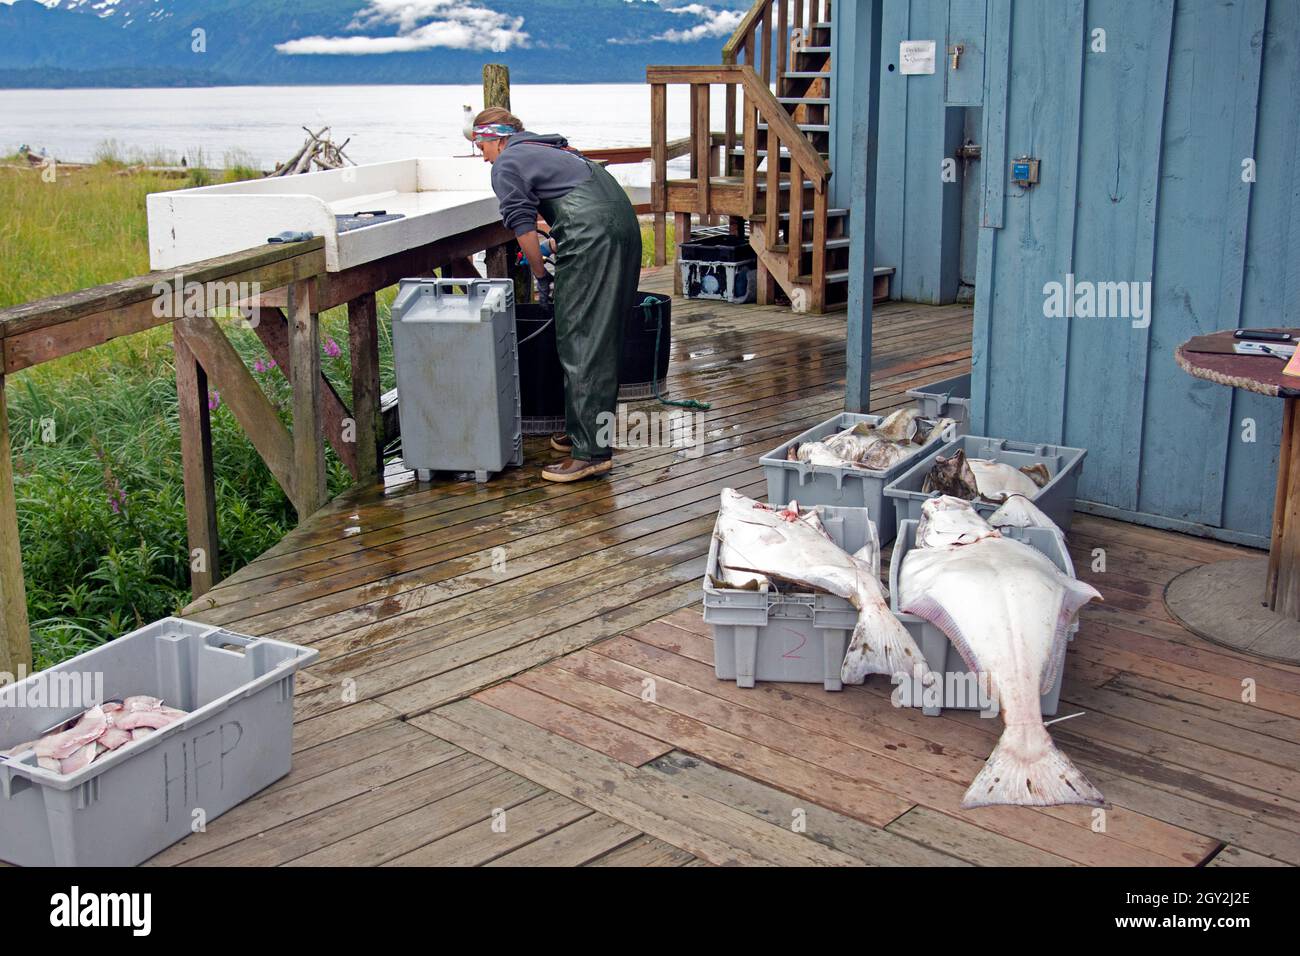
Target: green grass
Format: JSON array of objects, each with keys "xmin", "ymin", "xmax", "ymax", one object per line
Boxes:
[
  {"xmin": 0, "ymin": 162, "xmax": 396, "ymax": 668},
  {"xmin": 639, "ymin": 219, "xmax": 677, "ymax": 268},
  {"xmin": 3, "ymin": 160, "xmax": 660, "ymax": 669}
]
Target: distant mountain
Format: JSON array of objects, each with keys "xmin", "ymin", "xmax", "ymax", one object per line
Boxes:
[{"xmin": 0, "ymin": 0, "xmax": 751, "ymax": 86}]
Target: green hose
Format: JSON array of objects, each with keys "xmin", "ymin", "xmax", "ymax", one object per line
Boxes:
[{"xmin": 644, "ymin": 295, "xmax": 711, "ymax": 411}]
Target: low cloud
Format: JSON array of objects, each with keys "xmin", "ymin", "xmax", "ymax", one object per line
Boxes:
[
  {"xmin": 277, "ymin": 0, "xmax": 529, "ymax": 55},
  {"xmin": 610, "ymin": 2, "xmax": 744, "ymax": 45}
]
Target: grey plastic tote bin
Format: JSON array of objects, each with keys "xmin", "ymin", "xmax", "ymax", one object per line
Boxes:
[
  {"xmin": 704, "ymin": 505, "xmax": 879, "ymax": 691},
  {"xmin": 888, "ymin": 519, "xmax": 1077, "ymax": 717},
  {"xmin": 760, "ymin": 412, "xmax": 947, "ymax": 545},
  {"xmin": 391, "ymin": 277, "xmax": 524, "ymax": 483},
  {"xmin": 883, "ymin": 434, "xmax": 1086, "ymax": 533},
  {"xmin": 905, "ymin": 373, "xmax": 971, "ymax": 436},
  {"xmin": 0, "ymin": 618, "xmax": 317, "ymax": 867}
]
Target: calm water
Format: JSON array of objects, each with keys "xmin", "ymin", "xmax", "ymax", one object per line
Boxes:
[{"xmin": 0, "ymin": 84, "xmax": 730, "ymax": 186}]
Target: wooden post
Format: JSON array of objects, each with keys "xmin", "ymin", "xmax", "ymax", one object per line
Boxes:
[
  {"xmin": 0, "ymin": 373, "xmax": 32, "ymax": 673},
  {"xmin": 250, "ymin": 306, "xmax": 358, "ymax": 479},
  {"xmin": 765, "ymin": 129, "xmax": 781, "ymax": 243},
  {"xmin": 844, "ymin": 0, "xmax": 883, "ymax": 411},
  {"xmin": 347, "ymin": 293, "xmax": 384, "ymax": 486},
  {"xmin": 651, "ymin": 83, "xmax": 668, "ymax": 266},
  {"xmin": 173, "ymin": 326, "xmax": 221, "ymax": 597},
  {"xmin": 289, "ymin": 280, "xmax": 327, "ymax": 520},
  {"xmin": 760, "ymin": 2, "xmax": 773, "ymax": 86},
  {"xmin": 787, "ymin": 157, "xmax": 805, "ymax": 286},
  {"xmin": 695, "ymin": 82, "xmax": 712, "ymax": 221},
  {"xmin": 674, "ymin": 213, "xmax": 692, "ymax": 295},
  {"xmin": 483, "ymin": 64, "xmax": 511, "ymax": 111},
  {"xmin": 485, "ymin": 242, "xmax": 513, "ymax": 280},
  {"xmin": 777, "ymin": 0, "xmax": 790, "ymax": 80}
]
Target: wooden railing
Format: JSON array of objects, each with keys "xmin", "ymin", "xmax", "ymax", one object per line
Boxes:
[
  {"xmin": 648, "ymin": 62, "xmax": 831, "ymax": 306},
  {"xmin": 721, "ymin": 0, "xmax": 833, "ymax": 177},
  {"xmin": 0, "ymin": 224, "xmax": 516, "ymax": 672}
]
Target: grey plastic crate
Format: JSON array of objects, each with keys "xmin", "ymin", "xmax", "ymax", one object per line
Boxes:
[
  {"xmin": 889, "ymin": 519, "xmax": 1077, "ymax": 717},
  {"xmin": 704, "ymin": 505, "xmax": 881, "ymax": 691},
  {"xmin": 883, "ymin": 434, "xmax": 1086, "ymax": 533},
  {"xmin": 391, "ymin": 278, "xmax": 524, "ymax": 483},
  {"xmin": 906, "ymin": 373, "xmax": 971, "ymax": 435},
  {"xmin": 0, "ymin": 618, "xmax": 317, "ymax": 866},
  {"xmin": 760, "ymin": 412, "xmax": 946, "ymax": 544}
]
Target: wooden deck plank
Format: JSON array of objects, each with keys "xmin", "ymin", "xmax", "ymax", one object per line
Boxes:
[
  {"xmin": 585, "ymin": 834, "xmax": 697, "ymax": 867},
  {"xmin": 562, "ymin": 636, "xmax": 1214, "ymax": 866},
  {"xmin": 647, "ymin": 751, "xmax": 969, "ymax": 866},
  {"xmin": 384, "ymin": 792, "xmax": 594, "ymax": 867},
  {"xmin": 288, "ymin": 770, "xmax": 548, "ymax": 867},
  {"xmin": 413, "ymin": 700, "xmax": 869, "ymax": 867},
  {"xmin": 635, "ymin": 616, "xmax": 1300, "ymax": 862},
  {"xmin": 154, "ymin": 268, "xmax": 1299, "ymax": 867},
  {"xmin": 485, "ymin": 813, "xmax": 645, "ymax": 867},
  {"xmin": 147, "ymin": 721, "xmax": 463, "ymax": 866},
  {"xmin": 475, "ymin": 682, "xmax": 674, "ymax": 767}
]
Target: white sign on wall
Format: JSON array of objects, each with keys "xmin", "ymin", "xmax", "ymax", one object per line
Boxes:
[{"xmin": 899, "ymin": 40, "xmax": 936, "ymax": 75}]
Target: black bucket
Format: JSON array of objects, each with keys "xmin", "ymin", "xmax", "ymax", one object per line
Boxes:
[
  {"xmin": 516, "ymin": 304, "xmax": 566, "ymax": 435},
  {"xmin": 618, "ymin": 291, "xmax": 672, "ymax": 401}
]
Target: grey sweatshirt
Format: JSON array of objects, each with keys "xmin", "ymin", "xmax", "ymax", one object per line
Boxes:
[{"xmin": 490, "ymin": 132, "xmax": 593, "ymax": 236}]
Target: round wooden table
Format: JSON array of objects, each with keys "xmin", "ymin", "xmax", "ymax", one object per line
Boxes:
[{"xmin": 1170, "ymin": 331, "xmax": 1300, "ymax": 663}]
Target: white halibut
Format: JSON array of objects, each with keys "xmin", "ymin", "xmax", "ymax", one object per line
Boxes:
[
  {"xmin": 900, "ymin": 496, "xmax": 1104, "ymax": 808},
  {"xmin": 712, "ymin": 489, "xmax": 923, "ymax": 679}
]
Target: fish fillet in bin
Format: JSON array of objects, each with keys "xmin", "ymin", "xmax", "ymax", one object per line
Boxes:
[{"xmin": 0, "ymin": 618, "xmax": 317, "ymax": 866}]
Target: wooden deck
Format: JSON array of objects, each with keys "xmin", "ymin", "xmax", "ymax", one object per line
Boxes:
[{"xmin": 155, "ymin": 268, "xmax": 1300, "ymax": 867}]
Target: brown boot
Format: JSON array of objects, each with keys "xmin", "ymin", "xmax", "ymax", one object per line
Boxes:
[
  {"xmin": 549, "ymin": 433, "xmax": 573, "ymax": 453},
  {"xmin": 542, "ymin": 458, "xmax": 613, "ymax": 483}
]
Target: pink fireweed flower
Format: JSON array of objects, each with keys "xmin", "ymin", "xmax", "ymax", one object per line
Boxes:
[
  {"xmin": 324, "ymin": 338, "xmax": 342, "ymax": 359},
  {"xmin": 208, "ymin": 390, "xmax": 221, "ymax": 411}
]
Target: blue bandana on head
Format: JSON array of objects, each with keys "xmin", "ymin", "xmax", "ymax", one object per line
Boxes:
[{"xmin": 473, "ymin": 123, "xmax": 518, "ymax": 142}]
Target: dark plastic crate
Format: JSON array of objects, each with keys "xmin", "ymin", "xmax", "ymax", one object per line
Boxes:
[{"xmin": 678, "ymin": 234, "xmax": 756, "ymax": 263}]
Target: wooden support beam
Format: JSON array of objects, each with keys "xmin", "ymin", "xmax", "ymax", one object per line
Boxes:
[
  {"xmin": 654, "ymin": 214, "xmax": 667, "ymax": 268},
  {"xmin": 289, "ymin": 280, "xmax": 328, "ymax": 520},
  {"xmin": 173, "ymin": 315, "xmax": 298, "ymax": 508},
  {"xmin": 743, "ymin": 95, "xmax": 757, "ymax": 216},
  {"xmin": 760, "ymin": 1, "xmax": 773, "ymax": 85},
  {"xmin": 347, "ymin": 293, "xmax": 385, "ymax": 486},
  {"xmin": 483, "ymin": 64, "xmax": 511, "ymax": 111},
  {"xmin": 844, "ymin": 0, "xmax": 883, "ymax": 411},
  {"xmin": 255, "ymin": 223, "xmax": 510, "ymax": 312},
  {"xmin": 810, "ymin": 183, "xmax": 828, "ymax": 314},
  {"xmin": 765, "ymin": 129, "xmax": 781, "ymax": 243},
  {"xmin": 673, "ymin": 213, "xmax": 692, "ymax": 295},
  {"xmin": 250, "ymin": 306, "xmax": 358, "ymax": 479},
  {"xmin": 172, "ymin": 325, "xmax": 220, "ymax": 597},
  {"xmin": 0, "ymin": 373, "xmax": 32, "ymax": 673},
  {"xmin": 485, "ymin": 242, "xmax": 512, "ymax": 280},
  {"xmin": 777, "ymin": 0, "xmax": 789, "ymax": 80},
  {"xmin": 787, "ymin": 158, "xmax": 805, "ymax": 287}
]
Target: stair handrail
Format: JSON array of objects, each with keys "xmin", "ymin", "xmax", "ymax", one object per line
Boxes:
[
  {"xmin": 738, "ymin": 65, "xmax": 830, "ymax": 190},
  {"xmin": 722, "ymin": 0, "xmax": 771, "ymax": 66}
]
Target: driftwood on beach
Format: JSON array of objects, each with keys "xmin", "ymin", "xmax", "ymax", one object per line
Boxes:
[{"xmin": 267, "ymin": 127, "xmax": 355, "ymax": 178}]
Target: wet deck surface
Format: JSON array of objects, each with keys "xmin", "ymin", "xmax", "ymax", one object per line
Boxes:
[{"xmin": 158, "ymin": 268, "xmax": 1300, "ymax": 867}]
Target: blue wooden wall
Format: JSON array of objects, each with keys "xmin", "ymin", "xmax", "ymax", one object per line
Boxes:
[
  {"xmin": 969, "ymin": 0, "xmax": 1299, "ymax": 546},
  {"xmin": 833, "ymin": 0, "xmax": 965, "ymax": 304}
]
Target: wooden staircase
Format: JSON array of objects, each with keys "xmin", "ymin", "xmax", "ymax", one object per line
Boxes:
[{"xmin": 648, "ymin": 0, "xmax": 892, "ymax": 314}]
